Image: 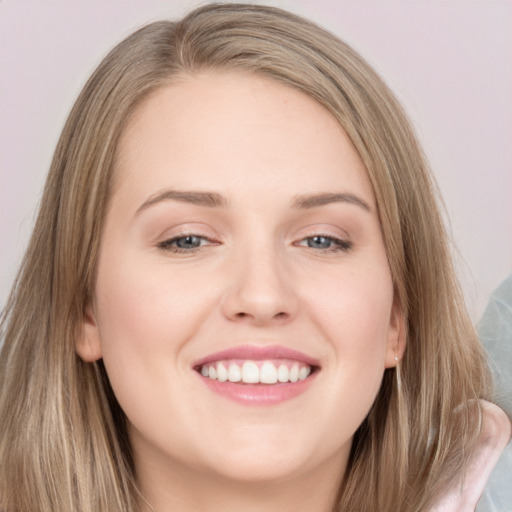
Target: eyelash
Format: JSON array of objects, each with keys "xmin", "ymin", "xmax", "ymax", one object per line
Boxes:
[
  {"xmin": 157, "ymin": 234, "xmax": 214, "ymax": 254},
  {"xmin": 296, "ymin": 234, "xmax": 353, "ymax": 253},
  {"xmin": 157, "ymin": 233, "xmax": 352, "ymax": 254}
]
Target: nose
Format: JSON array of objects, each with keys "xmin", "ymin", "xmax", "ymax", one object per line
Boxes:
[{"xmin": 221, "ymin": 244, "xmax": 298, "ymax": 326}]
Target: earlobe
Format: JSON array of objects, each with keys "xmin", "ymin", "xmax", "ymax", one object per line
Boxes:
[
  {"xmin": 76, "ymin": 305, "xmax": 103, "ymax": 362},
  {"xmin": 385, "ymin": 298, "xmax": 406, "ymax": 369}
]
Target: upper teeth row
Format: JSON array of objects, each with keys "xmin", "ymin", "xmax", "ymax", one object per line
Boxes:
[{"xmin": 200, "ymin": 361, "xmax": 311, "ymax": 384}]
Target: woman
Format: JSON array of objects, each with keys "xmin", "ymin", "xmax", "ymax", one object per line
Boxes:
[{"xmin": 0, "ymin": 4, "xmax": 509, "ymax": 511}]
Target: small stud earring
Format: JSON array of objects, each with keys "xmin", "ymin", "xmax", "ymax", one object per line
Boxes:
[{"xmin": 394, "ymin": 355, "xmax": 399, "ymax": 363}]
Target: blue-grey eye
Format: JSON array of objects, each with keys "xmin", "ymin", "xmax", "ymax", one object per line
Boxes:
[
  {"xmin": 158, "ymin": 234, "xmax": 209, "ymax": 252},
  {"xmin": 298, "ymin": 235, "xmax": 353, "ymax": 252},
  {"xmin": 174, "ymin": 235, "xmax": 203, "ymax": 249},
  {"xmin": 307, "ymin": 236, "xmax": 334, "ymax": 249}
]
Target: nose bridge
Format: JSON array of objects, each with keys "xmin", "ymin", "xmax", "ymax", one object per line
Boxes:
[{"xmin": 221, "ymin": 232, "xmax": 297, "ymax": 325}]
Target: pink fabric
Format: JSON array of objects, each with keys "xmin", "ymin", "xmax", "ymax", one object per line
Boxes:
[{"xmin": 431, "ymin": 401, "xmax": 511, "ymax": 511}]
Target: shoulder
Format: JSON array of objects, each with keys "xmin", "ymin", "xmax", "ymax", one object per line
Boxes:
[{"xmin": 431, "ymin": 401, "xmax": 511, "ymax": 512}]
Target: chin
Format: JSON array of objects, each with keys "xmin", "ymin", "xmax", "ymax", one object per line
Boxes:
[
  {"xmin": 204, "ymin": 451, "xmax": 313, "ymax": 484},
  {"xmin": 194, "ymin": 427, "xmax": 348, "ymax": 485}
]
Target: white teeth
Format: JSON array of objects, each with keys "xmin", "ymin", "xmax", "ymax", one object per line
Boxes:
[
  {"xmin": 277, "ymin": 364, "xmax": 289, "ymax": 383},
  {"xmin": 199, "ymin": 360, "xmax": 313, "ymax": 385},
  {"xmin": 289, "ymin": 364, "xmax": 299, "ymax": 383},
  {"xmin": 299, "ymin": 366, "xmax": 311, "ymax": 381},
  {"xmin": 227, "ymin": 363, "xmax": 242, "ymax": 383},
  {"xmin": 260, "ymin": 362, "xmax": 278, "ymax": 384},
  {"xmin": 217, "ymin": 362, "xmax": 228, "ymax": 382},
  {"xmin": 242, "ymin": 361, "xmax": 260, "ymax": 383}
]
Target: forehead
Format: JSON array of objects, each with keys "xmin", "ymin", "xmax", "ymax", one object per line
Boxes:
[{"xmin": 113, "ymin": 71, "xmax": 374, "ymax": 206}]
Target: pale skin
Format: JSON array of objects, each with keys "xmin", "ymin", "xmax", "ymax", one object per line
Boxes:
[{"xmin": 77, "ymin": 71, "xmax": 406, "ymax": 512}]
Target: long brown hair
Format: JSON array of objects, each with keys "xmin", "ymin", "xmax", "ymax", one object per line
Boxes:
[{"xmin": 0, "ymin": 4, "xmax": 491, "ymax": 511}]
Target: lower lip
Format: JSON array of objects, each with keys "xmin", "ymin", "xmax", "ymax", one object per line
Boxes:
[{"xmin": 196, "ymin": 372, "xmax": 318, "ymax": 405}]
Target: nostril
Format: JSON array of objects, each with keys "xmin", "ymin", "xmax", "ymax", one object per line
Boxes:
[{"xmin": 233, "ymin": 311, "xmax": 288, "ymax": 321}]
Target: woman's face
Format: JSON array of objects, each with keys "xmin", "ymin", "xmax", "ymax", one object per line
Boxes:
[{"xmin": 79, "ymin": 71, "xmax": 402, "ymax": 486}]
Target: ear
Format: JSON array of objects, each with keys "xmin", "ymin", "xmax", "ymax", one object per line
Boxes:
[
  {"xmin": 76, "ymin": 304, "xmax": 103, "ymax": 362},
  {"xmin": 384, "ymin": 295, "xmax": 406, "ymax": 369}
]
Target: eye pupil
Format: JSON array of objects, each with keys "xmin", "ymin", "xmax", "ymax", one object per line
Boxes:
[
  {"xmin": 176, "ymin": 235, "xmax": 202, "ymax": 249},
  {"xmin": 308, "ymin": 236, "xmax": 331, "ymax": 249}
]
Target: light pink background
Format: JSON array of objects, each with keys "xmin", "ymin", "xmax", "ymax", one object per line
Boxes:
[{"xmin": 1, "ymin": 0, "xmax": 511, "ymax": 320}]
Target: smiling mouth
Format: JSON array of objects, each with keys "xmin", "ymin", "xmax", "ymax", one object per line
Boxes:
[
  {"xmin": 195, "ymin": 359, "xmax": 317, "ymax": 385},
  {"xmin": 192, "ymin": 345, "xmax": 320, "ymax": 404}
]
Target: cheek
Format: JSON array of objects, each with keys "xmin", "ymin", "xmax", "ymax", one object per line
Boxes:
[
  {"xmin": 91, "ymin": 252, "xmax": 217, "ymax": 386},
  {"xmin": 96, "ymin": 253, "xmax": 203, "ymax": 336},
  {"xmin": 305, "ymin": 261, "xmax": 394, "ymax": 393},
  {"xmin": 90, "ymin": 256, "xmax": 216, "ymax": 444},
  {"xmin": 309, "ymin": 261, "xmax": 393, "ymax": 342},
  {"xmin": 294, "ymin": 263, "xmax": 394, "ymax": 461}
]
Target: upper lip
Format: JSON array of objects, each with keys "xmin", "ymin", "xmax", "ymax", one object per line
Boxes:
[{"xmin": 192, "ymin": 344, "xmax": 321, "ymax": 368}]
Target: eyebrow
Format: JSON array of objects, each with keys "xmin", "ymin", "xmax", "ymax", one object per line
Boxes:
[
  {"xmin": 135, "ymin": 189, "xmax": 371, "ymax": 216},
  {"xmin": 291, "ymin": 192, "xmax": 371, "ymax": 212},
  {"xmin": 135, "ymin": 190, "xmax": 228, "ymax": 215}
]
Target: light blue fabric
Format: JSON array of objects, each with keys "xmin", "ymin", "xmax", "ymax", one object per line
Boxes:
[{"xmin": 476, "ymin": 273, "xmax": 512, "ymax": 512}]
